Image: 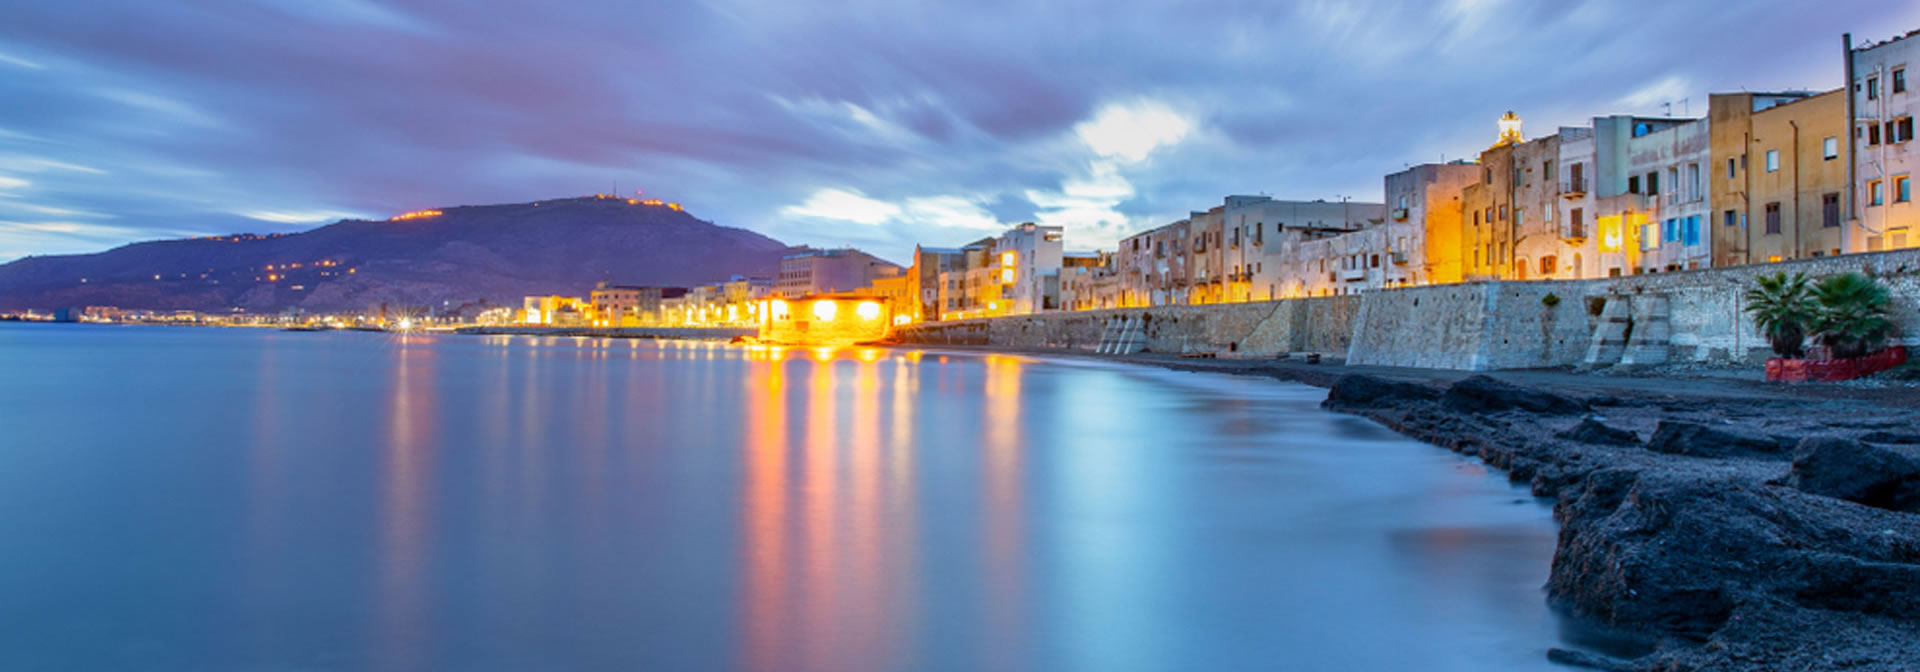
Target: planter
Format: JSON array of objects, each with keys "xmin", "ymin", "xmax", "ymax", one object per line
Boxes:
[{"xmin": 1765, "ymin": 346, "xmax": 1909, "ymax": 383}]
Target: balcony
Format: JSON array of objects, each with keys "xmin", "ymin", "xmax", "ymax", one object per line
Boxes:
[
  {"xmin": 1391, "ymin": 207, "xmax": 1409, "ymax": 221},
  {"xmin": 1390, "ymin": 251, "xmax": 1409, "ymax": 265},
  {"xmin": 1340, "ymin": 268, "xmax": 1368, "ymax": 282},
  {"xmin": 1559, "ymin": 178, "xmax": 1587, "ymax": 198}
]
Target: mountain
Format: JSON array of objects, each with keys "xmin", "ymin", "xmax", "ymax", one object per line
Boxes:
[{"xmin": 0, "ymin": 196, "xmax": 795, "ymax": 313}]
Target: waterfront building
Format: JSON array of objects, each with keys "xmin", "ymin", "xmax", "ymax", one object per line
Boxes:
[
  {"xmin": 1463, "ymin": 112, "xmax": 1600, "ymax": 281},
  {"xmin": 904, "ymin": 245, "xmax": 969, "ymax": 323},
  {"xmin": 993, "ymin": 222, "xmax": 1066, "ymax": 314},
  {"xmin": 1236, "ymin": 196, "xmax": 1387, "ymax": 297},
  {"xmin": 589, "ymin": 282, "xmax": 645, "ymax": 326},
  {"xmin": 1851, "ymin": 30, "xmax": 1919, "ymax": 251},
  {"xmin": 774, "ymin": 248, "xmax": 904, "ymax": 298},
  {"xmin": 1383, "ymin": 162, "xmax": 1481, "ymax": 285},
  {"xmin": 1061, "ymin": 251, "xmax": 1122, "ymax": 310},
  {"xmin": 1115, "ymin": 218, "xmax": 1190, "ymax": 306},
  {"xmin": 1588, "ymin": 114, "xmax": 1713, "ymax": 275},
  {"xmin": 1707, "ymin": 91, "xmax": 1851, "ymax": 265},
  {"xmin": 522, "ymin": 295, "xmax": 588, "ymax": 325}
]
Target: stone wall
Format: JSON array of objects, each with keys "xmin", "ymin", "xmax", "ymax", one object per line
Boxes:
[
  {"xmin": 891, "ymin": 296, "xmax": 1361, "ymax": 356},
  {"xmin": 893, "ymin": 248, "xmax": 1920, "ymax": 370}
]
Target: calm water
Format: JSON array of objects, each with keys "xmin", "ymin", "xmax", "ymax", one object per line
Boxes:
[{"xmin": 0, "ymin": 324, "xmax": 1567, "ymax": 671}]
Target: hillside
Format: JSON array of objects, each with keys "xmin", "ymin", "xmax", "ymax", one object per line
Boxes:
[{"xmin": 0, "ymin": 196, "xmax": 794, "ymax": 313}]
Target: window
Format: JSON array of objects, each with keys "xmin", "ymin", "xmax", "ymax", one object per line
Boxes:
[
  {"xmin": 1724, "ymin": 209, "xmax": 1738, "ymax": 228},
  {"xmin": 1765, "ymin": 202, "xmax": 1782, "ymax": 234},
  {"xmin": 1765, "ymin": 150, "xmax": 1779, "ymax": 172},
  {"xmin": 1641, "ymin": 224, "xmax": 1658, "ymax": 251},
  {"xmin": 1687, "ymin": 163, "xmax": 1700, "ymax": 200},
  {"xmin": 1891, "ymin": 117, "xmax": 1916, "ymax": 143},
  {"xmin": 1628, "ymin": 175, "xmax": 1640, "ymax": 194},
  {"xmin": 1870, "ymin": 124, "xmax": 1883, "ymax": 146},
  {"xmin": 1369, "ymin": 254, "xmax": 1380, "ymax": 268},
  {"xmin": 1664, "ymin": 218, "xmax": 1678, "ymax": 242},
  {"xmin": 1870, "ymin": 180, "xmax": 1884, "ymax": 206},
  {"xmin": 1498, "ymin": 205, "xmax": 1507, "ymax": 221},
  {"xmin": 1540, "ymin": 255, "xmax": 1557, "ymax": 275},
  {"xmin": 1647, "ymin": 172, "xmax": 1660, "ymax": 195},
  {"xmin": 1397, "ymin": 195, "xmax": 1408, "ymax": 209},
  {"xmin": 1824, "ymin": 137, "xmax": 1839, "ymax": 160},
  {"xmin": 1570, "ymin": 207, "xmax": 1585, "ymax": 238},
  {"xmin": 1899, "ymin": 176, "xmax": 1912, "ymax": 203},
  {"xmin": 1726, "ymin": 157, "xmax": 1737, "ymax": 179},
  {"xmin": 1869, "ymin": 76, "xmax": 1880, "ymax": 100},
  {"xmin": 1685, "ymin": 216, "xmax": 1701, "ymax": 246},
  {"xmin": 1898, "ymin": 68, "xmax": 1909, "ymax": 94},
  {"xmin": 1474, "ymin": 210, "xmax": 1481, "ymax": 226}
]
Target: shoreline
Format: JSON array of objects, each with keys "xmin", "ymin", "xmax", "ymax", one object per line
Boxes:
[{"xmin": 1009, "ymin": 349, "xmax": 1920, "ymax": 671}]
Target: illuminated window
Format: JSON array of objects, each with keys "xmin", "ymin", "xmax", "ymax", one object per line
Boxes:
[
  {"xmin": 1870, "ymin": 180, "xmax": 1884, "ymax": 206},
  {"xmin": 1899, "ymin": 176, "xmax": 1912, "ymax": 203}
]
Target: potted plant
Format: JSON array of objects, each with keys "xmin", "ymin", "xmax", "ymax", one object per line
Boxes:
[
  {"xmin": 1743, "ymin": 271, "xmax": 1815, "ymax": 359},
  {"xmin": 1811, "ymin": 272, "xmax": 1892, "ymax": 360}
]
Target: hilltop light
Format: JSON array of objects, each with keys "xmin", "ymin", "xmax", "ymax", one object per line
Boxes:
[{"xmin": 389, "ymin": 209, "xmax": 443, "ymax": 221}]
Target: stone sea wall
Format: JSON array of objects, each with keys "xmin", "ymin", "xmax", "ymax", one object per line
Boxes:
[{"xmin": 893, "ymin": 248, "xmax": 1920, "ymax": 371}]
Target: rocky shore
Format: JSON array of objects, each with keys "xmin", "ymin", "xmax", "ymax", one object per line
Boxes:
[{"xmin": 1320, "ymin": 373, "xmax": 1920, "ymax": 671}]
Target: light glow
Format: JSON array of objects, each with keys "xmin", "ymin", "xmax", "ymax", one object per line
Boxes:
[
  {"xmin": 812, "ymin": 300, "xmax": 837, "ymax": 322},
  {"xmin": 855, "ymin": 301, "xmax": 882, "ymax": 321}
]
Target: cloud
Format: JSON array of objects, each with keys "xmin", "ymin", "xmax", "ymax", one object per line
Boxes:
[
  {"xmin": 233, "ymin": 209, "xmax": 366, "ymax": 224},
  {"xmin": 781, "ymin": 188, "xmax": 901, "ymax": 225},
  {"xmin": 0, "ymin": 176, "xmax": 27, "ymax": 190},
  {"xmin": 1074, "ymin": 99, "xmax": 1193, "ymax": 163},
  {"xmin": 0, "ymin": 0, "xmax": 1906, "ymax": 264}
]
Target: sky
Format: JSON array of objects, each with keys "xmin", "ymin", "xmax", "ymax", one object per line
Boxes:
[{"xmin": 1, "ymin": 0, "xmax": 1916, "ymax": 264}]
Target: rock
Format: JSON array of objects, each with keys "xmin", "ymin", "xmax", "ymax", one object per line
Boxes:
[
  {"xmin": 1788, "ymin": 437, "xmax": 1920, "ymax": 512},
  {"xmin": 1321, "ymin": 374, "xmax": 1438, "ymax": 410},
  {"xmin": 1559, "ymin": 418, "xmax": 1641, "ymax": 446},
  {"xmin": 1545, "ymin": 648, "xmax": 1633, "ymax": 671},
  {"xmin": 1860, "ymin": 431, "xmax": 1920, "ymax": 445},
  {"xmin": 1440, "ymin": 375, "xmax": 1586, "ymax": 415},
  {"xmin": 1644, "ymin": 420, "xmax": 1792, "ymax": 458}
]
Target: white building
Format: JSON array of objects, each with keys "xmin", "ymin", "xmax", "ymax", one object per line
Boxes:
[{"xmin": 1852, "ymin": 30, "xmax": 1919, "ymax": 251}]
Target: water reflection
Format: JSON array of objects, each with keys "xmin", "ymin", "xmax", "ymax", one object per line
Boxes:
[{"xmin": 0, "ymin": 328, "xmax": 1569, "ymax": 672}]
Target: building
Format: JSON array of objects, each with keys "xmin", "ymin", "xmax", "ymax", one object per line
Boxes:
[
  {"xmin": 904, "ymin": 245, "xmax": 969, "ymax": 323},
  {"xmin": 774, "ymin": 248, "xmax": 903, "ymax": 298},
  {"xmin": 589, "ymin": 283, "xmax": 644, "ymax": 326},
  {"xmin": 1116, "ymin": 218, "xmax": 1191, "ymax": 306},
  {"xmin": 993, "ymin": 222, "xmax": 1065, "ymax": 314},
  {"xmin": 1851, "ymin": 30, "xmax": 1919, "ymax": 251},
  {"xmin": 1707, "ymin": 91, "xmax": 1851, "ymax": 266},
  {"xmin": 1463, "ymin": 112, "xmax": 1599, "ymax": 281},
  {"xmin": 1383, "ymin": 163, "xmax": 1481, "ymax": 285},
  {"xmin": 522, "ymin": 295, "xmax": 588, "ymax": 325},
  {"xmin": 1588, "ymin": 113, "xmax": 1713, "ymax": 275}
]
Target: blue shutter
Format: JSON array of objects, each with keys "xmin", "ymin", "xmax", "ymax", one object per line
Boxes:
[{"xmin": 1684, "ymin": 216, "xmax": 1700, "ymax": 246}]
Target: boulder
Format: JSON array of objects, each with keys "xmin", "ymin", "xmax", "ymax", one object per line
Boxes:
[
  {"xmin": 1788, "ymin": 437, "xmax": 1920, "ymax": 512},
  {"xmin": 1644, "ymin": 421, "xmax": 1793, "ymax": 458},
  {"xmin": 1558, "ymin": 418, "xmax": 1641, "ymax": 446},
  {"xmin": 1440, "ymin": 375, "xmax": 1586, "ymax": 415},
  {"xmin": 1321, "ymin": 374, "xmax": 1438, "ymax": 410}
]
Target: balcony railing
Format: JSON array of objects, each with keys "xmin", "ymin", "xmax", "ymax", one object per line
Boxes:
[
  {"xmin": 1391, "ymin": 207, "xmax": 1409, "ymax": 221},
  {"xmin": 1559, "ymin": 178, "xmax": 1587, "ymax": 197},
  {"xmin": 1390, "ymin": 251, "xmax": 1409, "ymax": 265}
]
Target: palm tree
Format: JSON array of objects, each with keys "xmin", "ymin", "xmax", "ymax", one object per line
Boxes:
[
  {"xmin": 1744, "ymin": 272, "xmax": 1815, "ymax": 358},
  {"xmin": 1811, "ymin": 272, "xmax": 1893, "ymax": 359}
]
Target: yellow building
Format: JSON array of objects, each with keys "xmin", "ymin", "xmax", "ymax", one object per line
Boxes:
[
  {"xmin": 758, "ymin": 295, "xmax": 892, "ymax": 345},
  {"xmin": 1708, "ymin": 90, "xmax": 1851, "ymax": 265},
  {"xmin": 522, "ymin": 295, "xmax": 587, "ymax": 325}
]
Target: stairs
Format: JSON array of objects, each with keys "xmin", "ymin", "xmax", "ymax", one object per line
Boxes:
[{"xmin": 1096, "ymin": 315, "xmax": 1147, "ymax": 355}]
